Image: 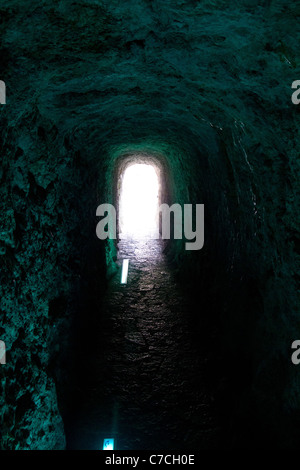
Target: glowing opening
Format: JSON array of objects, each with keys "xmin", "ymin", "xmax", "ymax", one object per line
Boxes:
[{"xmin": 119, "ymin": 163, "xmax": 160, "ymax": 239}]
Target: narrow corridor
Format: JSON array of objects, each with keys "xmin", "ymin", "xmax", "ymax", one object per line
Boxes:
[{"xmin": 66, "ymin": 239, "xmax": 221, "ymax": 450}]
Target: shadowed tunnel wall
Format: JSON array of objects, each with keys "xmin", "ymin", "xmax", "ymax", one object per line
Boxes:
[{"xmin": 0, "ymin": 0, "xmax": 299, "ymax": 449}]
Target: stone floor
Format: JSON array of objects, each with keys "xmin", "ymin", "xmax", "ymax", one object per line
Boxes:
[{"xmin": 66, "ymin": 239, "xmax": 221, "ymax": 450}]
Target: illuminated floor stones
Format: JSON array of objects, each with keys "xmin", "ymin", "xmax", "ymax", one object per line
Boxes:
[{"xmin": 65, "ymin": 239, "xmax": 221, "ymax": 450}]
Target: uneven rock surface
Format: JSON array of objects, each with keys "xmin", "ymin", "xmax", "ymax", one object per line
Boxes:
[{"xmin": 65, "ymin": 239, "xmax": 221, "ymax": 450}]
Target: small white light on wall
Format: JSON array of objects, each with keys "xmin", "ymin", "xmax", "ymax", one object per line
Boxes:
[
  {"xmin": 0, "ymin": 81, "xmax": 6, "ymax": 104},
  {"xmin": 103, "ymin": 438, "xmax": 114, "ymax": 450},
  {"xmin": 121, "ymin": 259, "xmax": 129, "ymax": 284},
  {"xmin": 0, "ymin": 340, "xmax": 6, "ymax": 364}
]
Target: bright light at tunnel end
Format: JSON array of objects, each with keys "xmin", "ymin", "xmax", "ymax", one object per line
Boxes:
[
  {"xmin": 95, "ymin": 163, "xmax": 205, "ymax": 250},
  {"xmin": 119, "ymin": 164, "xmax": 159, "ymax": 240}
]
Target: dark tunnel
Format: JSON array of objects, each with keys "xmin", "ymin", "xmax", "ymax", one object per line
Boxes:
[{"xmin": 0, "ymin": 0, "xmax": 299, "ymax": 451}]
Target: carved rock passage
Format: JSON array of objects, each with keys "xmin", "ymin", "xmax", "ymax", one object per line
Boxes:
[
  {"xmin": 0, "ymin": 0, "xmax": 299, "ymax": 450},
  {"xmin": 65, "ymin": 239, "xmax": 220, "ymax": 450}
]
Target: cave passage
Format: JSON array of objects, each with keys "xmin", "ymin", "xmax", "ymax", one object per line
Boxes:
[
  {"xmin": 62, "ymin": 151, "xmax": 231, "ymax": 450},
  {"xmin": 65, "ymin": 236, "xmax": 221, "ymax": 450},
  {"xmin": 1, "ymin": 0, "xmax": 298, "ymax": 452},
  {"xmin": 65, "ymin": 154, "xmax": 221, "ymax": 449}
]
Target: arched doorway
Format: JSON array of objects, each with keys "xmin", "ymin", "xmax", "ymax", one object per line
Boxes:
[{"xmin": 119, "ymin": 163, "xmax": 160, "ymax": 240}]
